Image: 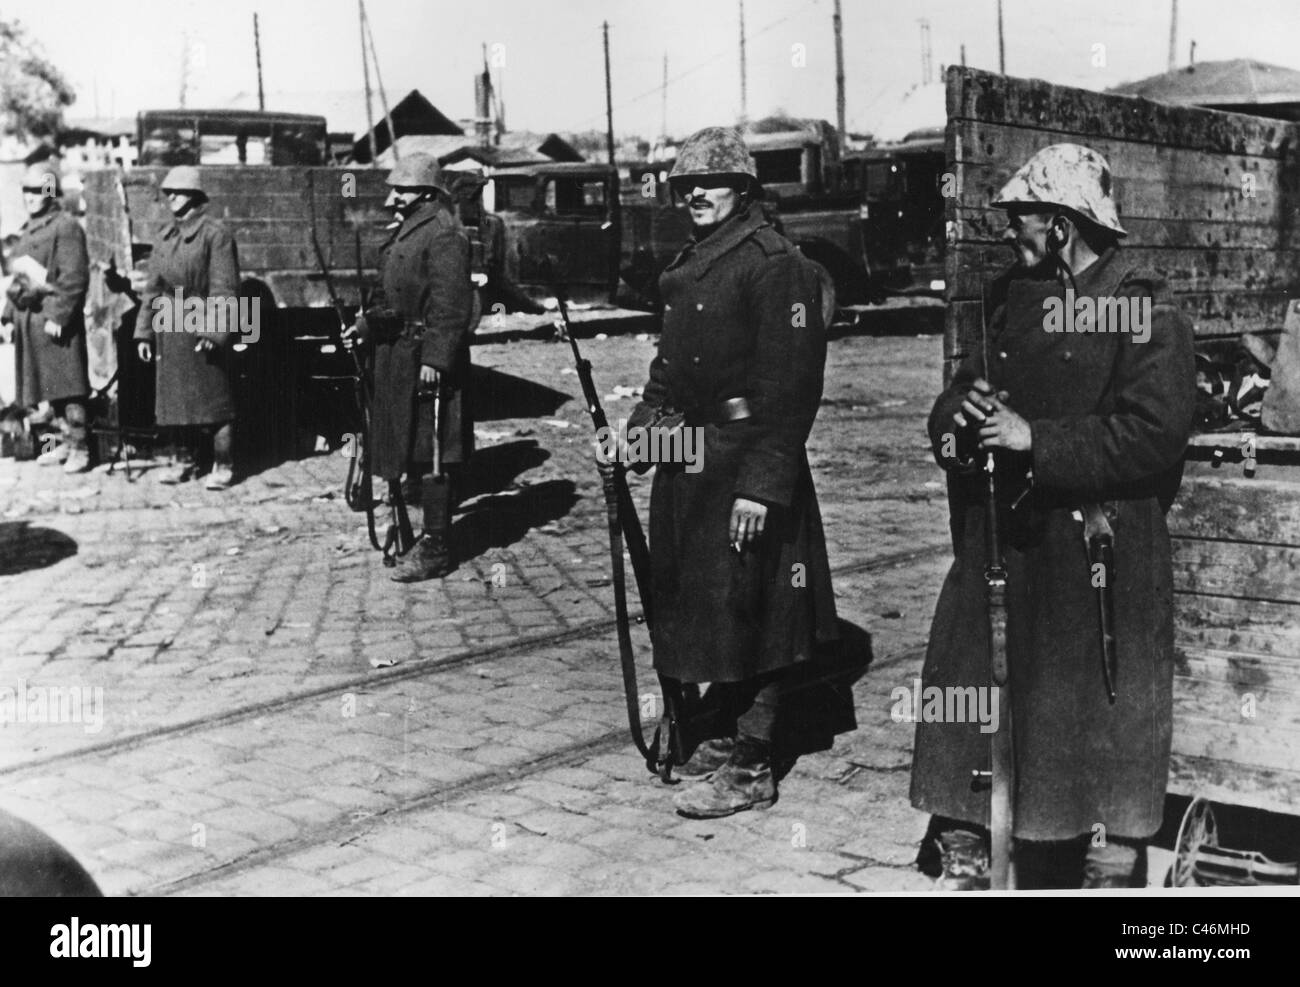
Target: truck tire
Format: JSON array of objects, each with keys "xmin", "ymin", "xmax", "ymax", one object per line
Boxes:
[{"xmin": 806, "ymin": 260, "xmax": 837, "ymax": 329}]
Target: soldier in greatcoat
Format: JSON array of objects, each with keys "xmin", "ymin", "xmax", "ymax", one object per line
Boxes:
[
  {"xmin": 346, "ymin": 154, "xmax": 475, "ymax": 582},
  {"xmin": 132, "ymin": 166, "xmax": 242, "ymax": 489},
  {"xmin": 2, "ymin": 161, "xmax": 92, "ymax": 473},
  {"xmin": 617, "ymin": 127, "xmax": 840, "ymax": 818},
  {"xmin": 912, "ymin": 144, "xmax": 1196, "ymax": 888}
]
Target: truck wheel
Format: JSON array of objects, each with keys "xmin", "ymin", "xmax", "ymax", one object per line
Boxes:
[{"xmin": 807, "ymin": 260, "xmax": 837, "ymax": 329}]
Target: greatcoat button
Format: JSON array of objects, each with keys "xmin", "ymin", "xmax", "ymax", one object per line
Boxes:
[
  {"xmin": 1063, "ymin": 351, "xmax": 1073, "ymax": 361},
  {"xmin": 696, "ymin": 303, "xmax": 704, "ymax": 311},
  {"xmin": 998, "ymin": 351, "xmax": 1008, "ymax": 360},
  {"xmin": 692, "ymin": 356, "xmax": 701, "ymax": 365}
]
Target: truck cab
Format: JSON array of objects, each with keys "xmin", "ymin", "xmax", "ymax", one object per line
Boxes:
[
  {"xmin": 136, "ymin": 109, "xmax": 329, "ymax": 167},
  {"xmin": 485, "ymin": 161, "xmax": 620, "ymax": 304}
]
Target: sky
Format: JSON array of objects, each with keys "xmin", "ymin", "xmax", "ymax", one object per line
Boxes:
[{"xmin": 6, "ymin": 0, "xmax": 1300, "ymax": 139}]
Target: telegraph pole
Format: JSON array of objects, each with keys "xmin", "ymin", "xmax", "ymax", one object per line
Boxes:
[
  {"xmin": 661, "ymin": 52, "xmax": 668, "ymax": 144},
  {"xmin": 603, "ymin": 21, "xmax": 616, "ymax": 165},
  {"xmin": 833, "ymin": 0, "xmax": 846, "ymax": 144},
  {"xmin": 920, "ymin": 18, "xmax": 932, "ymax": 85},
  {"xmin": 254, "ymin": 13, "xmax": 266, "ymax": 110},
  {"xmin": 1168, "ymin": 0, "xmax": 1178, "ymax": 71},
  {"xmin": 179, "ymin": 32, "xmax": 191, "ymax": 108},
  {"xmin": 998, "ymin": 0, "xmax": 1008, "ymax": 74},
  {"xmin": 738, "ymin": 0, "xmax": 748, "ymax": 127},
  {"xmin": 359, "ymin": 0, "xmax": 376, "ymax": 164}
]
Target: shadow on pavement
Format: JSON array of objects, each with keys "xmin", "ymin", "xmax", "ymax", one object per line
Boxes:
[
  {"xmin": 469, "ymin": 366, "xmax": 571, "ymax": 422},
  {"xmin": 457, "ymin": 440, "xmax": 551, "ymax": 502},
  {"xmin": 451, "ymin": 478, "xmax": 579, "ymax": 565},
  {"xmin": 0, "ymin": 522, "xmax": 78, "ymax": 577}
]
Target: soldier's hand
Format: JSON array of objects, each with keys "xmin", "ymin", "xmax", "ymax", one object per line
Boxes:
[
  {"xmin": 43, "ymin": 320, "xmax": 63, "ymax": 341},
  {"xmin": 137, "ymin": 341, "xmax": 153, "ymax": 363},
  {"xmin": 340, "ymin": 323, "xmax": 359, "ymax": 350},
  {"xmin": 730, "ymin": 497, "xmax": 768, "ymax": 552},
  {"xmin": 419, "ymin": 365, "xmax": 439, "ymax": 389},
  {"xmin": 127, "ymin": 269, "xmax": 152, "ymax": 294},
  {"xmin": 954, "ymin": 377, "xmax": 998, "ymax": 429},
  {"xmin": 978, "ymin": 397, "xmax": 1033, "ymax": 452}
]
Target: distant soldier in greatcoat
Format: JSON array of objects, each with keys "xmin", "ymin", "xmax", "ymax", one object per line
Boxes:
[
  {"xmin": 912, "ymin": 144, "xmax": 1196, "ymax": 889},
  {"xmin": 618, "ymin": 127, "xmax": 840, "ymax": 818},
  {"xmin": 347, "ymin": 154, "xmax": 476, "ymax": 582},
  {"xmin": 2, "ymin": 161, "xmax": 92, "ymax": 474},
  {"xmin": 132, "ymin": 166, "xmax": 241, "ymax": 489}
]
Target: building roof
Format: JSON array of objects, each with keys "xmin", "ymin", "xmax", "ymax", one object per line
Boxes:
[{"xmin": 1110, "ymin": 59, "xmax": 1300, "ymax": 108}]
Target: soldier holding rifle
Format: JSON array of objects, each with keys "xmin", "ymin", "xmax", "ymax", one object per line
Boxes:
[
  {"xmin": 610, "ymin": 127, "xmax": 840, "ymax": 818},
  {"xmin": 911, "ymin": 144, "xmax": 1196, "ymax": 889},
  {"xmin": 345, "ymin": 153, "xmax": 475, "ymax": 582}
]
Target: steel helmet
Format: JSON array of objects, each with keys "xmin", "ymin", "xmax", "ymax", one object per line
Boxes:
[
  {"xmin": 21, "ymin": 162, "xmax": 61, "ymax": 197},
  {"xmin": 386, "ymin": 153, "xmax": 448, "ymax": 193},
  {"xmin": 669, "ymin": 127, "xmax": 759, "ymax": 190},
  {"xmin": 161, "ymin": 165, "xmax": 205, "ymax": 195},
  {"xmin": 993, "ymin": 143, "xmax": 1126, "ymax": 236}
]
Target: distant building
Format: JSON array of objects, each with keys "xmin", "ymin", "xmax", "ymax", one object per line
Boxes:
[{"xmin": 1110, "ymin": 59, "xmax": 1300, "ymax": 122}]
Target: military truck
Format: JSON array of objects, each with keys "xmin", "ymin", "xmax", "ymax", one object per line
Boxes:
[{"xmin": 846, "ymin": 128, "xmax": 946, "ymax": 296}]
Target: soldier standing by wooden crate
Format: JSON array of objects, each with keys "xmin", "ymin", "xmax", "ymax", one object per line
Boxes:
[
  {"xmin": 2, "ymin": 161, "xmax": 92, "ymax": 474},
  {"xmin": 132, "ymin": 166, "xmax": 242, "ymax": 490},
  {"xmin": 912, "ymin": 144, "xmax": 1197, "ymax": 888}
]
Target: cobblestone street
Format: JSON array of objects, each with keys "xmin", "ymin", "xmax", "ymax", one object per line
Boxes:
[{"xmin": 0, "ymin": 330, "xmax": 959, "ymax": 895}]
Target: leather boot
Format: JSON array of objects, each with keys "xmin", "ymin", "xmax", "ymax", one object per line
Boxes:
[
  {"xmin": 674, "ymin": 737, "xmax": 736, "ymax": 782},
  {"xmin": 673, "ymin": 737, "xmax": 776, "ymax": 818},
  {"xmin": 389, "ymin": 533, "xmax": 454, "ymax": 583},
  {"xmin": 1082, "ymin": 840, "xmax": 1144, "ymax": 889},
  {"xmin": 935, "ymin": 828, "xmax": 991, "ymax": 891}
]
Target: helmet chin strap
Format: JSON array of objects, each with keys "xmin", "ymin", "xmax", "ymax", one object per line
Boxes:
[{"xmin": 1046, "ymin": 213, "xmax": 1078, "ymax": 295}]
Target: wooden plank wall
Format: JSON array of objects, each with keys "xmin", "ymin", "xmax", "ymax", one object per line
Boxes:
[
  {"xmin": 944, "ymin": 67, "xmax": 1300, "ymax": 381},
  {"xmin": 83, "ymin": 165, "xmax": 392, "ymax": 308},
  {"xmin": 943, "ymin": 67, "xmax": 1300, "ymax": 815}
]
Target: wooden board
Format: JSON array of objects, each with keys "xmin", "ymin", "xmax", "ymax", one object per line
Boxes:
[{"xmin": 944, "ymin": 67, "xmax": 1300, "ymax": 365}]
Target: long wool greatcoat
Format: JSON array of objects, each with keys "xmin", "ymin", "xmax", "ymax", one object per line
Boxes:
[
  {"xmin": 5, "ymin": 202, "xmax": 90, "ymax": 405},
  {"xmin": 628, "ymin": 205, "xmax": 839, "ymax": 684},
  {"xmin": 365, "ymin": 198, "xmax": 475, "ymax": 480},
  {"xmin": 910, "ymin": 246, "xmax": 1196, "ymax": 841},
  {"xmin": 133, "ymin": 209, "xmax": 241, "ymax": 426}
]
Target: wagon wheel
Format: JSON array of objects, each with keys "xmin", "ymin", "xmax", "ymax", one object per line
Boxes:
[{"xmin": 1171, "ymin": 797, "xmax": 1218, "ymax": 887}]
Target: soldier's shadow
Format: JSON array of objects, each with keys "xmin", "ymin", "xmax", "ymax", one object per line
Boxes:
[
  {"xmin": 451, "ymin": 479, "xmax": 579, "ymax": 564},
  {"xmin": 0, "ymin": 522, "xmax": 78, "ymax": 576},
  {"xmin": 468, "ymin": 366, "xmax": 570, "ymax": 421},
  {"xmin": 456, "ymin": 440, "xmax": 550, "ymax": 501}
]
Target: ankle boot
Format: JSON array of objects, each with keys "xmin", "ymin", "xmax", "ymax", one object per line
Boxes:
[
  {"xmin": 672, "ymin": 737, "xmax": 776, "ymax": 818},
  {"xmin": 390, "ymin": 533, "xmax": 454, "ymax": 583}
]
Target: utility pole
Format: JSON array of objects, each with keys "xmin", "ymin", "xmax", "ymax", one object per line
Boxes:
[
  {"xmin": 961, "ymin": 43, "xmax": 967, "ymax": 68},
  {"xmin": 833, "ymin": 0, "xmax": 846, "ymax": 144},
  {"xmin": 359, "ymin": 0, "xmax": 376, "ymax": 165},
  {"xmin": 661, "ymin": 52, "xmax": 668, "ymax": 144},
  {"xmin": 997, "ymin": 0, "xmax": 1005, "ymax": 74},
  {"xmin": 1168, "ymin": 0, "xmax": 1178, "ymax": 71},
  {"xmin": 603, "ymin": 21, "xmax": 616, "ymax": 165},
  {"xmin": 919, "ymin": 18, "xmax": 932, "ymax": 85},
  {"xmin": 738, "ymin": 0, "xmax": 748, "ymax": 127},
  {"xmin": 179, "ymin": 32, "xmax": 191, "ymax": 108},
  {"xmin": 254, "ymin": 13, "xmax": 266, "ymax": 111}
]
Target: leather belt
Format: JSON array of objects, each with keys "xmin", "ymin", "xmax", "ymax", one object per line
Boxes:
[{"xmin": 686, "ymin": 396, "xmax": 752, "ymax": 426}]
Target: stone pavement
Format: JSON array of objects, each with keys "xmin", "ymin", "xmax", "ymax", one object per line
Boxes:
[{"xmin": 0, "ymin": 332, "xmax": 964, "ymax": 895}]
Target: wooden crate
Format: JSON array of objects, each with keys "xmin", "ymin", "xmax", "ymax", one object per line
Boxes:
[{"xmin": 1168, "ymin": 437, "xmax": 1300, "ymax": 815}]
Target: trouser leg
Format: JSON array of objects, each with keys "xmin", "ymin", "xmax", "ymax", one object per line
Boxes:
[
  {"xmin": 1082, "ymin": 835, "xmax": 1145, "ymax": 888},
  {"xmin": 415, "ymin": 464, "xmax": 459, "ymax": 540},
  {"xmin": 54, "ymin": 399, "xmax": 88, "ymax": 452},
  {"xmin": 211, "ymin": 422, "xmax": 234, "ymax": 468},
  {"xmin": 735, "ymin": 672, "xmax": 785, "ymax": 746}
]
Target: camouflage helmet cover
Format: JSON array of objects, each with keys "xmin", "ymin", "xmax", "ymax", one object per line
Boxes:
[
  {"xmin": 22, "ymin": 162, "xmax": 61, "ymax": 197},
  {"xmin": 386, "ymin": 153, "xmax": 448, "ymax": 193},
  {"xmin": 669, "ymin": 126, "xmax": 759, "ymax": 188},
  {"xmin": 161, "ymin": 165, "xmax": 205, "ymax": 195},
  {"xmin": 992, "ymin": 143, "xmax": 1127, "ymax": 236}
]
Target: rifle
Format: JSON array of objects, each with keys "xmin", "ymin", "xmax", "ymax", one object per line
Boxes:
[
  {"xmin": 551, "ymin": 280, "xmax": 692, "ymax": 781},
  {"xmin": 973, "ymin": 278, "xmax": 1016, "ymax": 890},
  {"xmin": 308, "ymin": 216, "xmax": 414, "ymax": 562}
]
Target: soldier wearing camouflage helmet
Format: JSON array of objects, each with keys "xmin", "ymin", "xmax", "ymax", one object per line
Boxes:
[
  {"xmin": 345, "ymin": 152, "xmax": 475, "ymax": 582},
  {"xmin": 609, "ymin": 126, "xmax": 842, "ymax": 818},
  {"xmin": 911, "ymin": 142, "xmax": 1196, "ymax": 889},
  {"xmin": 132, "ymin": 164, "xmax": 242, "ymax": 489},
  {"xmin": 2, "ymin": 160, "xmax": 93, "ymax": 473}
]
